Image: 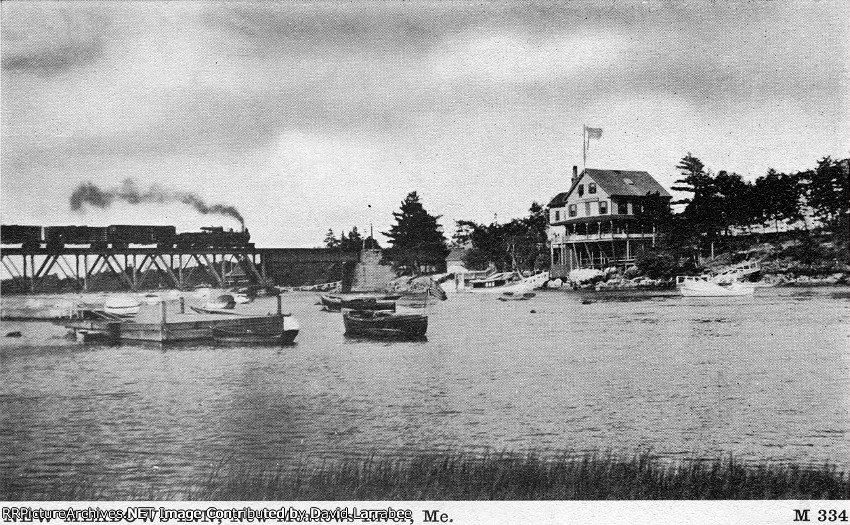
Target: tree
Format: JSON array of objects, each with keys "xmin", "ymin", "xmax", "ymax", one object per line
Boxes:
[
  {"xmin": 805, "ymin": 157, "xmax": 850, "ymax": 258},
  {"xmin": 324, "ymin": 226, "xmax": 381, "ymax": 251},
  {"xmin": 753, "ymin": 169, "xmax": 806, "ymax": 232},
  {"xmin": 382, "ymin": 191, "xmax": 449, "ymax": 273},
  {"xmin": 323, "ymin": 229, "xmax": 340, "ymax": 249},
  {"xmin": 714, "ymin": 170, "xmax": 757, "ymax": 233},
  {"xmin": 454, "ymin": 202, "xmax": 550, "ymax": 272},
  {"xmin": 806, "ymin": 157, "xmax": 849, "ymax": 227},
  {"xmin": 671, "ymin": 153, "xmax": 721, "ymax": 235}
]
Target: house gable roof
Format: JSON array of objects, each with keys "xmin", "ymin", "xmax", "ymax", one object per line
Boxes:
[{"xmin": 548, "ymin": 168, "xmax": 671, "ymax": 207}]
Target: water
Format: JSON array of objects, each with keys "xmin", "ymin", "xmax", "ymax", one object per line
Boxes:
[{"xmin": 1, "ymin": 287, "xmax": 848, "ymax": 498}]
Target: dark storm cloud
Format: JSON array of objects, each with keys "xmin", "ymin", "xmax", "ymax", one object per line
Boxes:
[
  {"xmin": 2, "ymin": 39, "xmax": 103, "ymax": 74},
  {"xmin": 1, "ymin": 5, "xmax": 109, "ymax": 75}
]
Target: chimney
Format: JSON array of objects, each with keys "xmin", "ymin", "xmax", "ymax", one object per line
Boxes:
[{"xmin": 571, "ymin": 165, "xmax": 578, "ymax": 184}]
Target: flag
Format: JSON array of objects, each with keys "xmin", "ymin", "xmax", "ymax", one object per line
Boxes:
[{"xmin": 586, "ymin": 127, "xmax": 603, "ymax": 140}]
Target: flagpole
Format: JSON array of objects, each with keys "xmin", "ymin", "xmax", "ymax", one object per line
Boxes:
[{"xmin": 582, "ymin": 124, "xmax": 587, "ymax": 173}]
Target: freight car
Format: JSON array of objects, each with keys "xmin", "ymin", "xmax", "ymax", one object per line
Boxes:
[
  {"xmin": 44, "ymin": 226, "xmax": 109, "ymax": 250},
  {"xmin": 174, "ymin": 226, "xmax": 252, "ymax": 249},
  {"xmin": 107, "ymin": 225, "xmax": 177, "ymax": 249},
  {"xmin": 0, "ymin": 225, "xmax": 42, "ymax": 249}
]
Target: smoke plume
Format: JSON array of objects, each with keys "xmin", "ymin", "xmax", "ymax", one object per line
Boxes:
[{"xmin": 70, "ymin": 179, "xmax": 245, "ymax": 226}]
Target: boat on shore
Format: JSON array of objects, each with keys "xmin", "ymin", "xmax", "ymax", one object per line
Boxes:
[
  {"xmin": 190, "ymin": 306, "xmax": 243, "ymax": 315},
  {"xmin": 343, "ymin": 310, "xmax": 427, "ymax": 339},
  {"xmin": 452, "ymin": 271, "xmax": 549, "ymax": 295},
  {"xmin": 103, "ymin": 295, "xmax": 141, "ymax": 317}
]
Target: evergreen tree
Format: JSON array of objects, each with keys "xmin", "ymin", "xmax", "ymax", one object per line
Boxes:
[
  {"xmin": 671, "ymin": 153, "xmax": 721, "ymax": 235},
  {"xmin": 806, "ymin": 157, "xmax": 849, "ymax": 227},
  {"xmin": 339, "ymin": 226, "xmax": 364, "ymax": 251},
  {"xmin": 383, "ymin": 191, "xmax": 448, "ymax": 272},
  {"xmin": 323, "ymin": 228, "xmax": 339, "ymax": 249},
  {"xmin": 753, "ymin": 169, "xmax": 806, "ymax": 232}
]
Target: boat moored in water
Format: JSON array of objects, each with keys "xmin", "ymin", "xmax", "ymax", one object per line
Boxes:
[
  {"xmin": 320, "ymin": 294, "xmax": 400, "ymax": 312},
  {"xmin": 213, "ymin": 316, "xmax": 299, "ymax": 345},
  {"xmin": 679, "ymin": 279, "xmax": 755, "ymax": 297},
  {"xmin": 343, "ymin": 310, "xmax": 427, "ymax": 339}
]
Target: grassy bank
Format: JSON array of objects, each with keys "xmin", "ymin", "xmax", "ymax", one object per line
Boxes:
[{"xmin": 8, "ymin": 451, "xmax": 848, "ymax": 500}]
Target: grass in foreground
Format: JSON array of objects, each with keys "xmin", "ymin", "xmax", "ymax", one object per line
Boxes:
[
  {"xmin": 8, "ymin": 450, "xmax": 846, "ymax": 500},
  {"xmin": 195, "ymin": 451, "xmax": 848, "ymax": 500}
]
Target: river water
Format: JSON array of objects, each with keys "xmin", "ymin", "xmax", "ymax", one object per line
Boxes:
[{"xmin": 1, "ymin": 287, "xmax": 848, "ymax": 498}]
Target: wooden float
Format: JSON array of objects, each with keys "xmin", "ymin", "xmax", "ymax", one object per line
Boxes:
[{"xmin": 65, "ymin": 296, "xmax": 298, "ymax": 344}]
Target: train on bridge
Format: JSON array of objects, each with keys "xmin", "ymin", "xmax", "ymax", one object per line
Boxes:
[{"xmin": 1, "ymin": 224, "xmax": 252, "ymax": 251}]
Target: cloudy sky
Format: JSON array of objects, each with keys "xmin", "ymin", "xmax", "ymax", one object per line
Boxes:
[{"xmin": 2, "ymin": 1, "xmax": 848, "ymax": 247}]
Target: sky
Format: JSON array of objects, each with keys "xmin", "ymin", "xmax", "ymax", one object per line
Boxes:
[{"xmin": 2, "ymin": 1, "xmax": 848, "ymax": 247}]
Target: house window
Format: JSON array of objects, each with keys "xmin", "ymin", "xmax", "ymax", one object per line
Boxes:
[
  {"xmin": 568, "ymin": 204, "xmax": 577, "ymax": 217},
  {"xmin": 577, "ymin": 184, "xmax": 584, "ymax": 197},
  {"xmin": 618, "ymin": 200, "xmax": 629, "ymax": 215},
  {"xmin": 588, "ymin": 183, "xmax": 596, "ymax": 194},
  {"xmin": 554, "ymin": 210, "xmax": 560, "ymax": 222},
  {"xmin": 585, "ymin": 202, "xmax": 592, "ymax": 216},
  {"xmin": 599, "ymin": 200, "xmax": 608, "ymax": 214},
  {"xmin": 553, "ymin": 248, "xmax": 561, "ymax": 265}
]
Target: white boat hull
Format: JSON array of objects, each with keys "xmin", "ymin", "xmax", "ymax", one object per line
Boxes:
[{"xmin": 680, "ymin": 281, "xmax": 755, "ymax": 297}]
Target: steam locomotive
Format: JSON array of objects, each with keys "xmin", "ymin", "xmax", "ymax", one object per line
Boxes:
[{"xmin": 0, "ymin": 224, "xmax": 252, "ymax": 250}]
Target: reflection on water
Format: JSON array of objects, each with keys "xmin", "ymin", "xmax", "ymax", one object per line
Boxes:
[{"xmin": 1, "ymin": 287, "xmax": 848, "ymax": 498}]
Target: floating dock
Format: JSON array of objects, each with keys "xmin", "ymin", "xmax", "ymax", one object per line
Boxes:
[{"xmin": 65, "ymin": 297, "xmax": 294, "ymax": 343}]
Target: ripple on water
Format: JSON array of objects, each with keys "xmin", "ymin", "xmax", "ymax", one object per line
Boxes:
[{"xmin": 0, "ymin": 288, "xmax": 848, "ymax": 497}]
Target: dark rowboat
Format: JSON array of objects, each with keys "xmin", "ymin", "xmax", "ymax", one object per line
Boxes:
[
  {"xmin": 343, "ymin": 310, "xmax": 427, "ymax": 339},
  {"xmin": 212, "ymin": 315, "xmax": 299, "ymax": 344},
  {"xmin": 340, "ymin": 297, "xmax": 396, "ymax": 312},
  {"xmin": 320, "ymin": 294, "xmax": 400, "ymax": 312}
]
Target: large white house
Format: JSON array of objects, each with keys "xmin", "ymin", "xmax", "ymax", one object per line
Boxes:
[{"xmin": 548, "ymin": 167, "xmax": 672, "ymax": 278}]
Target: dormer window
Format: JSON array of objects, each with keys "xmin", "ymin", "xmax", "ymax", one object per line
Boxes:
[
  {"xmin": 577, "ymin": 184, "xmax": 584, "ymax": 197},
  {"xmin": 588, "ymin": 183, "xmax": 596, "ymax": 194}
]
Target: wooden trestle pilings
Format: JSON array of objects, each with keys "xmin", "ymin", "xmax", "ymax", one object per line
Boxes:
[
  {"xmin": 0, "ymin": 247, "xmax": 268, "ymax": 292},
  {"xmin": 0, "ymin": 247, "xmax": 362, "ymax": 293}
]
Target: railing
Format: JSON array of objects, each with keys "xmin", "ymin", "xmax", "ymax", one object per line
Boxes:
[{"xmin": 560, "ymin": 232, "xmax": 657, "ymax": 243}]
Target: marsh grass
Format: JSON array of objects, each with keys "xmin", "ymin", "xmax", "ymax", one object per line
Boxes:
[
  {"xmin": 193, "ymin": 450, "xmax": 848, "ymax": 500},
  {"xmin": 6, "ymin": 450, "xmax": 847, "ymax": 500}
]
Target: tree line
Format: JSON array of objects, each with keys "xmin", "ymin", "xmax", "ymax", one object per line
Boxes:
[
  {"xmin": 323, "ymin": 155, "xmax": 848, "ymax": 275},
  {"xmin": 672, "ymin": 154, "xmax": 849, "ymax": 237}
]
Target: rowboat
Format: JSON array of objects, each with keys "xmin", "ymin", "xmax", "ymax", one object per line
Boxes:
[
  {"xmin": 343, "ymin": 310, "xmax": 427, "ymax": 339},
  {"xmin": 497, "ymin": 291, "xmax": 536, "ymax": 301},
  {"xmin": 340, "ymin": 297, "xmax": 396, "ymax": 311},
  {"xmin": 190, "ymin": 306, "xmax": 243, "ymax": 315},
  {"xmin": 320, "ymin": 294, "xmax": 400, "ymax": 312},
  {"xmin": 103, "ymin": 295, "xmax": 141, "ymax": 317},
  {"xmin": 204, "ymin": 294, "xmax": 236, "ymax": 310},
  {"xmin": 319, "ymin": 294, "xmax": 342, "ymax": 311},
  {"xmin": 212, "ymin": 316, "xmax": 299, "ymax": 345}
]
